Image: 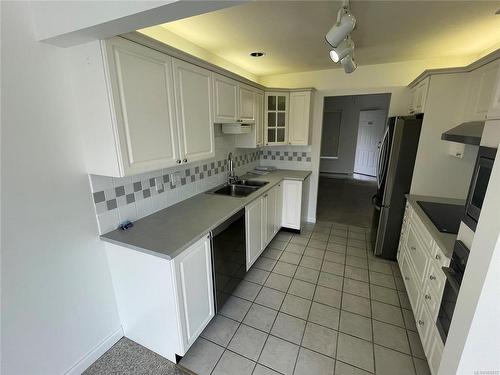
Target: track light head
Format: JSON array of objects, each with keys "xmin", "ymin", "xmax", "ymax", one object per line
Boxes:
[
  {"xmin": 341, "ymin": 54, "xmax": 357, "ymax": 73},
  {"xmin": 325, "ymin": 11, "xmax": 356, "ymax": 47},
  {"xmin": 329, "ymin": 38, "xmax": 354, "ymax": 63}
]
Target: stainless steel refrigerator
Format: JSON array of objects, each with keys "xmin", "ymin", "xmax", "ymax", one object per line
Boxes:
[{"xmin": 371, "ymin": 115, "xmax": 423, "ymax": 260}]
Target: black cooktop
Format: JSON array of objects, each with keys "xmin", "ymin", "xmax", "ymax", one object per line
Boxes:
[{"xmin": 416, "ymin": 201, "xmax": 465, "ymax": 234}]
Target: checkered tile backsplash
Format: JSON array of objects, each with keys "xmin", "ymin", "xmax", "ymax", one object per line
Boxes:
[{"xmin": 90, "ymin": 147, "xmax": 312, "ymax": 234}]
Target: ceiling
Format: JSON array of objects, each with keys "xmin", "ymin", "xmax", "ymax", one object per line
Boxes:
[{"xmin": 147, "ymin": 1, "xmax": 500, "ymax": 78}]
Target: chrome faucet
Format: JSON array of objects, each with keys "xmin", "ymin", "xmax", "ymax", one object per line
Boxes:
[{"xmin": 227, "ymin": 152, "xmax": 238, "ymax": 184}]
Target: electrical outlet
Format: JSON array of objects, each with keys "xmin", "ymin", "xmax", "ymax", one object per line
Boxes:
[{"xmin": 155, "ymin": 177, "xmax": 164, "ymax": 192}]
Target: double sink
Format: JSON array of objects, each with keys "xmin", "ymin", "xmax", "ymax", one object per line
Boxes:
[{"xmin": 207, "ymin": 179, "xmax": 269, "ymax": 198}]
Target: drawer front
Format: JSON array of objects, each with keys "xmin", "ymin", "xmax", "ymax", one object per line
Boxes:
[
  {"xmin": 401, "ymin": 255, "xmax": 420, "ymax": 311},
  {"xmin": 411, "ymin": 211, "xmax": 434, "ymax": 251},
  {"xmin": 423, "ymin": 283, "xmax": 440, "ymax": 321},
  {"xmin": 426, "ymin": 259, "xmax": 446, "ymax": 298},
  {"xmin": 416, "ymin": 302, "xmax": 433, "ymax": 352},
  {"xmin": 406, "ymin": 225, "xmax": 430, "ymax": 285},
  {"xmin": 432, "ymin": 243, "xmax": 450, "ymax": 268}
]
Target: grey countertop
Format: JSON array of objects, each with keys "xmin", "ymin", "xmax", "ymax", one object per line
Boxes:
[
  {"xmin": 405, "ymin": 194, "xmax": 465, "ymax": 258},
  {"xmin": 101, "ymin": 169, "xmax": 312, "ymax": 260}
]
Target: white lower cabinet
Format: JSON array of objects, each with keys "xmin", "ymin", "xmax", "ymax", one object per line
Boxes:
[
  {"xmin": 246, "ymin": 197, "xmax": 263, "ymax": 270},
  {"xmin": 398, "ymin": 200, "xmax": 451, "ymax": 375},
  {"xmin": 173, "ymin": 235, "xmax": 215, "ymax": 350},
  {"xmin": 245, "ymin": 183, "xmax": 284, "ymax": 270},
  {"xmin": 282, "ymin": 177, "xmax": 310, "ymax": 230},
  {"xmin": 105, "ymin": 235, "xmax": 214, "ymax": 361}
]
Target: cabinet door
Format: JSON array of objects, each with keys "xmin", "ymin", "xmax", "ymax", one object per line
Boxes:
[
  {"xmin": 239, "ymin": 86, "xmax": 255, "ymax": 122},
  {"xmin": 428, "ymin": 333, "xmax": 444, "ymax": 375},
  {"xmin": 173, "ymin": 235, "xmax": 214, "ymax": 351},
  {"xmin": 266, "ymin": 187, "xmax": 277, "ymax": 244},
  {"xmin": 475, "ymin": 63, "xmax": 499, "ymax": 120},
  {"xmin": 487, "ymin": 64, "xmax": 500, "ymax": 119},
  {"xmin": 260, "ymin": 195, "xmax": 268, "ymax": 251},
  {"xmin": 265, "ymin": 92, "xmax": 289, "ymax": 145},
  {"xmin": 246, "ymin": 198, "xmax": 263, "ymax": 270},
  {"xmin": 282, "ymin": 180, "xmax": 302, "ymax": 230},
  {"xmin": 105, "ymin": 37, "xmax": 180, "ymax": 176},
  {"xmin": 255, "ymin": 92, "xmax": 264, "ymax": 147},
  {"xmin": 288, "ymin": 91, "xmax": 311, "ymax": 145},
  {"xmin": 274, "ymin": 183, "xmax": 283, "ymax": 235},
  {"xmin": 213, "ymin": 74, "xmax": 238, "ymax": 123},
  {"xmin": 173, "ymin": 59, "xmax": 215, "ymax": 163}
]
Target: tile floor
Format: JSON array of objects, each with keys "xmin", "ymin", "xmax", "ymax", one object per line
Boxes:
[{"xmin": 180, "ymin": 221, "xmax": 431, "ymax": 375}]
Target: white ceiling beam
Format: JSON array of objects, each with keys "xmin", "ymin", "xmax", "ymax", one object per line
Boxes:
[{"xmin": 30, "ymin": 0, "xmax": 247, "ymax": 47}]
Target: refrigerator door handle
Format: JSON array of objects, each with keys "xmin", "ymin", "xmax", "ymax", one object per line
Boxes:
[{"xmin": 376, "ymin": 127, "xmax": 390, "ymax": 189}]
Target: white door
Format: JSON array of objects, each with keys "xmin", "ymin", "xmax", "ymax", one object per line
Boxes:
[
  {"xmin": 246, "ymin": 198, "xmax": 263, "ymax": 270},
  {"xmin": 255, "ymin": 92, "xmax": 264, "ymax": 146},
  {"xmin": 354, "ymin": 109, "xmax": 387, "ymax": 177},
  {"xmin": 288, "ymin": 91, "xmax": 311, "ymax": 145},
  {"xmin": 173, "ymin": 59, "xmax": 215, "ymax": 164},
  {"xmin": 239, "ymin": 86, "xmax": 255, "ymax": 122},
  {"xmin": 274, "ymin": 183, "xmax": 283, "ymax": 234},
  {"xmin": 266, "ymin": 187, "xmax": 277, "ymax": 244},
  {"xmin": 105, "ymin": 37, "xmax": 180, "ymax": 175},
  {"xmin": 282, "ymin": 180, "xmax": 302, "ymax": 230},
  {"xmin": 173, "ymin": 235, "xmax": 214, "ymax": 351},
  {"xmin": 213, "ymin": 74, "xmax": 238, "ymax": 123}
]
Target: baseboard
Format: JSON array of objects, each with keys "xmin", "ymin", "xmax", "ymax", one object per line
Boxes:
[
  {"xmin": 307, "ymin": 216, "xmax": 316, "ymax": 223},
  {"xmin": 65, "ymin": 326, "xmax": 123, "ymax": 375}
]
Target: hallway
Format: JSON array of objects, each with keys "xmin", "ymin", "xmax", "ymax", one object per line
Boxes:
[{"xmin": 316, "ymin": 176, "xmax": 377, "ymax": 228}]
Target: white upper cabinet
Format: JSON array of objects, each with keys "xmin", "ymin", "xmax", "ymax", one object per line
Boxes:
[
  {"xmin": 105, "ymin": 38, "xmax": 180, "ymax": 175},
  {"xmin": 173, "ymin": 59, "xmax": 215, "ymax": 164},
  {"xmin": 288, "ymin": 91, "xmax": 312, "ymax": 145},
  {"xmin": 213, "ymin": 74, "xmax": 238, "ymax": 123},
  {"xmin": 234, "ymin": 91, "xmax": 264, "ymax": 149},
  {"xmin": 213, "ymin": 73, "xmax": 256, "ymax": 124},
  {"xmin": 265, "ymin": 92, "xmax": 289, "ymax": 145},
  {"xmin": 487, "ymin": 63, "xmax": 500, "ymax": 119},
  {"xmin": 71, "ymin": 37, "xmax": 215, "ymax": 177},
  {"xmin": 239, "ymin": 85, "xmax": 256, "ymax": 122},
  {"xmin": 409, "ymin": 77, "xmax": 430, "ymax": 115},
  {"xmin": 463, "ymin": 61, "xmax": 499, "ymax": 121}
]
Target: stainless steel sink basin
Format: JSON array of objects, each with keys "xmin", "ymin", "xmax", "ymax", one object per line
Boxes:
[
  {"xmin": 211, "ymin": 184, "xmax": 259, "ymax": 197},
  {"xmin": 233, "ymin": 179, "xmax": 269, "ymax": 187}
]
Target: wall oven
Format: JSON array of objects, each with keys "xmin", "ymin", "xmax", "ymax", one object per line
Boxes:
[
  {"xmin": 436, "ymin": 240, "xmax": 470, "ymax": 342},
  {"xmin": 463, "ymin": 146, "xmax": 497, "ymax": 231}
]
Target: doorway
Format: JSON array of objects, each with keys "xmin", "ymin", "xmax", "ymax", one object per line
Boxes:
[
  {"xmin": 354, "ymin": 109, "xmax": 387, "ymax": 177},
  {"xmin": 317, "ymin": 93, "xmax": 391, "ymax": 227}
]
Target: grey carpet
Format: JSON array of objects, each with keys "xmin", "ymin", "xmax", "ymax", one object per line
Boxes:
[
  {"xmin": 84, "ymin": 337, "xmax": 188, "ymax": 375},
  {"xmin": 316, "ymin": 176, "xmax": 377, "ymax": 228}
]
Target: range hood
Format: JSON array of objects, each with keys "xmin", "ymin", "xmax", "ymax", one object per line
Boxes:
[
  {"xmin": 441, "ymin": 121, "xmax": 484, "ymax": 145},
  {"xmin": 221, "ymin": 123, "xmax": 252, "ymax": 134}
]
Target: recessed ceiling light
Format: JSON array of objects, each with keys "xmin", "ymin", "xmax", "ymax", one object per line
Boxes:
[{"xmin": 250, "ymin": 52, "xmax": 265, "ymax": 57}]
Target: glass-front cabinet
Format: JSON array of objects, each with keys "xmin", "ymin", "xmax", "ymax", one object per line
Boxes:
[{"xmin": 265, "ymin": 92, "xmax": 289, "ymax": 145}]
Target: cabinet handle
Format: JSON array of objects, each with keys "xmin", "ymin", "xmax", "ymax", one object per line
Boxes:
[
  {"xmin": 429, "ymin": 275, "xmax": 436, "ymax": 280},
  {"xmin": 183, "ymin": 158, "xmax": 188, "ymax": 163},
  {"xmin": 425, "ymin": 294, "xmax": 431, "ymax": 300},
  {"xmin": 410, "ymin": 246, "xmax": 416, "ymax": 251},
  {"xmin": 435, "ymin": 254, "xmax": 441, "ymax": 260},
  {"xmin": 176, "ymin": 159, "xmax": 181, "ymax": 164},
  {"xmin": 418, "ymin": 320, "xmax": 424, "ymax": 326},
  {"xmin": 404, "ymin": 276, "xmax": 410, "ymax": 281}
]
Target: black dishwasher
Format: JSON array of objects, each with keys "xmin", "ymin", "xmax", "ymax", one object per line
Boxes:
[{"xmin": 210, "ymin": 209, "xmax": 246, "ymax": 312}]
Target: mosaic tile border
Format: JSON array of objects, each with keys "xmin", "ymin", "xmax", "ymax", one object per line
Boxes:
[
  {"xmin": 92, "ymin": 151, "xmax": 260, "ymax": 214},
  {"xmin": 260, "ymin": 149, "xmax": 312, "ymax": 162}
]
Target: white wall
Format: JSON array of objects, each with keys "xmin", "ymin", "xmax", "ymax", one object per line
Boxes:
[
  {"xmin": 261, "ymin": 62, "xmax": 414, "ymax": 222},
  {"xmin": 1, "ymin": 2, "xmax": 122, "ymax": 374},
  {"xmin": 410, "ymin": 73, "xmax": 478, "ymax": 199}
]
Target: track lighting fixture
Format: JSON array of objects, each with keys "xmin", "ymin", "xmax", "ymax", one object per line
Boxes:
[
  {"xmin": 341, "ymin": 54, "xmax": 357, "ymax": 74},
  {"xmin": 329, "ymin": 37, "xmax": 354, "ymax": 63},
  {"xmin": 326, "ymin": 0, "xmax": 357, "ymax": 73}
]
